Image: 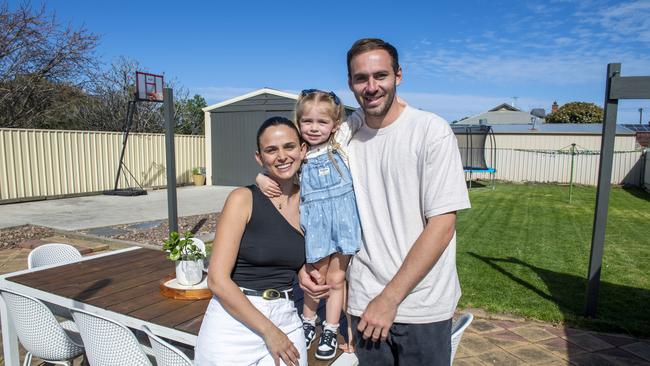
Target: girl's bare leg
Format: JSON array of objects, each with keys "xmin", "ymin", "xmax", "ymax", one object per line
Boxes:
[
  {"xmin": 303, "ymin": 257, "xmax": 330, "ymax": 319},
  {"xmin": 324, "ymin": 254, "xmax": 351, "ymax": 327},
  {"xmin": 339, "ymin": 281, "xmax": 355, "ymax": 352}
]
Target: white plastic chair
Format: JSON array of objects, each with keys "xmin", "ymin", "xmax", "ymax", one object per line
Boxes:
[
  {"xmin": 70, "ymin": 308, "xmax": 153, "ymax": 366},
  {"xmin": 450, "ymin": 312, "xmax": 473, "ymax": 364},
  {"xmin": 142, "ymin": 325, "xmax": 193, "ymax": 366},
  {"xmin": 0, "ymin": 289, "xmax": 84, "ymax": 366},
  {"xmin": 189, "ymin": 237, "xmax": 206, "ymax": 254},
  {"xmin": 190, "ymin": 237, "xmax": 209, "ymax": 272},
  {"xmin": 28, "ymin": 243, "xmax": 82, "ymax": 269}
]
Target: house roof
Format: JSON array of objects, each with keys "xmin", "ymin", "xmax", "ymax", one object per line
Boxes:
[
  {"xmin": 459, "ymin": 103, "xmax": 542, "ymax": 125},
  {"xmin": 461, "ymin": 111, "xmax": 540, "ymax": 125},
  {"xmin": 488, "ymin": 103, "xmax": 521, "ymax": 112},
  {"xmin": 620, "ymin": 124, "xmax": 650, "ymax": 132},
  {"xmin": 202, "ymin": 87, "xmax": 356, "ymax": 112}
]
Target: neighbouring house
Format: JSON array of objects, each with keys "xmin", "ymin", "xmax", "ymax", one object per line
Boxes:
[
  {"xmin": 202, "ymin": 88, "xmax": 354, "ymax": 187},
  {"xmin": 620, "ymin": 124, "xmax": 650, "ymax": 148},
  {"xmin": 458, "ymin": 103, "xmax": 546, "ymax": 126}
]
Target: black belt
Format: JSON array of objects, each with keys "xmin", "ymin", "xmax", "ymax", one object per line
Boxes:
[{"xmin": 242, "ymin": 288, "xmax": 294, "ymax": 300}]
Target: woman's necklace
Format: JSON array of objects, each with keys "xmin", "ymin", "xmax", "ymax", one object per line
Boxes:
[
  {"xmin": 272, "ymin": 186, "xmax": 297, "ymax": 210},
  {"xmin": 273, "ymin": 196, "xmax": 289, "ymax": 210}
]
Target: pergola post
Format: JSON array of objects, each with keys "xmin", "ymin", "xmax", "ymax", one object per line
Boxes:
[{"xmin": 585, "ymin": 64, "xmax": 650, "ymax": 317}]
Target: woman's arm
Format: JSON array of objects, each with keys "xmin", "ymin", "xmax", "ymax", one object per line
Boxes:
[{"xmin": 207, "ymin": 187, "xmax": 300, "ymax": 366}]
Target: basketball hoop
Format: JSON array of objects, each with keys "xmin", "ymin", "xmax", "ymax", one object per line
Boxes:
[{"xmin": 136, "ymin": 71, "xmax": 164, "ymax": 102}]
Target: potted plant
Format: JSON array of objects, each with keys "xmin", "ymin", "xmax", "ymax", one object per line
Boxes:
[
  {"xmin": 162, "ymin": 231, "xmax": 206, "ymax": 286},
  {"xmin": 192, "ymin": 167, "xmax": 205, "ymax": 186}
]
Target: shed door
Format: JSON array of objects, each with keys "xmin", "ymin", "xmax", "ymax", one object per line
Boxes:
[{"xmin": 211, "ymin": 110, "xmax": 293, "ymax": 186}]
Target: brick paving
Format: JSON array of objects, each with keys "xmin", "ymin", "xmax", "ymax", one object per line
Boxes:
[
  {"xmin": 1, "ymin": 234, "xmax": 650, "ymax": 365},
  {"xmin": 454, "ymin": 315, "xmax": 650, "ymax": 365}
]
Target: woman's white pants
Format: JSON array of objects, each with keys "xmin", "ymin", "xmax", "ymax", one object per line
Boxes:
[{"xmin": 195, "ymin": 295, "xmax": 307, "ymax": 365}]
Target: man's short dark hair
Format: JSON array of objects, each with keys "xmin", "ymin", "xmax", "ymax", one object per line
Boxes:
[{"xmin": 347, "ymin": 38, "xmax": 399, "ymax": 76}]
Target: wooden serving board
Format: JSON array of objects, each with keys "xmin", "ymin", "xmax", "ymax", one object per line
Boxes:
[{"xmin": 159, "ymin": 274, "xmax": 212, "ymax": 300}]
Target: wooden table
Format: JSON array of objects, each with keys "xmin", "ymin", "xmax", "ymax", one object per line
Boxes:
[
  {"xmin": 0, "ymin": 247, "xmax": 207, "ymax": 366},
  {"xmin": 0, "ymin": 246, "xmax": 358, "ymax": 365}
]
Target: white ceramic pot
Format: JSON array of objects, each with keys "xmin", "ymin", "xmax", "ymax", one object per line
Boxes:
[{"xmin": 175, "ymin": 260, "xmax": 203, "ymax": 286}]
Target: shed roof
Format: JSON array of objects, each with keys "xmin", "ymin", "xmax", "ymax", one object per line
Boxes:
[
  {"xmin": 484, "ymin": 123, "xmax": 635, "ymax": 135},
  {"xmin": 202, "ymin": 87, "xmax": 356, "ymax": 112},
  {"xmin": 203, "ymin": 88, "xmax": 298, "ymax": 112}
]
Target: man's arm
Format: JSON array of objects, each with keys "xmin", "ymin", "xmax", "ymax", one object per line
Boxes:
[{"xmin": 356, "ymin": 212, "xmax": 457, "ymax": 342}]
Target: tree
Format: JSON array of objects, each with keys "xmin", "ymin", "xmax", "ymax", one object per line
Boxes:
[
  {"xmin": 84, "ymin": 56, "xmax": 203, "ymax": 134},
  {"xmin": 84, "ymin": 56, "xmax": 165, "ymax": 133},
  {"xmin": 0, "ymin": 2, "xmax": 99, "ymax": 128},
  {"xmin": 175, "ymin": 94, "xmax": 207, "ymax": 135},
  {"xmin": 0, "ymin": 3, "xmax": 203, "ymax": 134},
  {"xmin": 545, "ymin": 102, "xmax": 603, "ymax": 124}
]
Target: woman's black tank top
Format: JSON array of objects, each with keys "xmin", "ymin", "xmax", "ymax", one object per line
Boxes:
[{"xmin": 230, "ymin": 185, "xmax": 305, "ymax": 291}]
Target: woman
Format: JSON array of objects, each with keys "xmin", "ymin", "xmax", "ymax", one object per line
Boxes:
[{"xmin": 195, "ymin": 116, "xmax": 308, "ymax": 366}]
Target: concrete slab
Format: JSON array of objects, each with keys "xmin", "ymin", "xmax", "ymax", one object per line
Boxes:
[
  {"xmin": 0, "ymin": 186, "xmax": 236, "ymax": 231},
  {"xmin": 84, "ymin": 227, "xmax": 131, "ymax": 237}
]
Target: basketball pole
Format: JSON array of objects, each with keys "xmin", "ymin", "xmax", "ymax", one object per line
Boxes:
[
  {"xmin": 163, "ymin": 87, "xmax": 179, "ymax": 234},
  {"xmin": 113, "ymin": 100, "xmax": 136, "ymax": 191}
]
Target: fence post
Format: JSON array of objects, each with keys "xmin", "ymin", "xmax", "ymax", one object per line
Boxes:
[{"xmin": 569, "ymin": 143, "xmax": 576, "ymax": 203}]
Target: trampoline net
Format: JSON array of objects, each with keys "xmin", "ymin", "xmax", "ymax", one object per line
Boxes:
[{"xmin": 451, "ymin": 125, "xmax": 491, "ymax": 170}]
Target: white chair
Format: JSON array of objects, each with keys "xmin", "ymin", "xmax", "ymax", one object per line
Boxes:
[
  {"xmin": 450, "ymin": 312, "xmax": 473, "ymax": 364},
  {"xmin": 70, "ymin": 308, "xmax": 153, "ymax": 366},
  {"xmin": 142, "ymin": 325, "xmax": 193, "ymax": 366},
  {"xmin": 189, "ymin": 237, "xmax": 206, "ymax": 254},
  {"xmin": 28, "ymin": 243, "xmax": 82, "ymax": 269},
  {"xmin": 0, "ymin": 289, "xmax": 84, "ymax": 366},
  {"xmin": 190, "ymin": 237, "xmax": 209, "ymax": 272}
]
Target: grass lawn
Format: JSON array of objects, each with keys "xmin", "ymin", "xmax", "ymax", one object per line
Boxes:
[{"xmin": 456, "ymin": 182, "xmax": 650, "ymax": 336}]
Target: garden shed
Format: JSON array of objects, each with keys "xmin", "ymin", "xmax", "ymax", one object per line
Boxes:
[{"xmin": 202, "ymin": 88, "xmax": 355, "ymax": 186}]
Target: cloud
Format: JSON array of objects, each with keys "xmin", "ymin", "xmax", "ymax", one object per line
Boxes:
[
  {"xmin": 594, "ymin": 0, "xmax": 650, "ymax": 42},
  {"xmin": 403, "ymin": 0, "xmax": 650, "ymax": 86},
  {"xmin": 404, "ymin": 49, "xmax": 607, "ymax": 85},
  {"xmin": 396, "ymin": 91, "xmax": 550, "ymax": 121}
]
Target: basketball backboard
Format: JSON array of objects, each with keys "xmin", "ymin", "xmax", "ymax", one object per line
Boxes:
[{"xmin": 135, "ymin": 71, "xmax": 164, "ymax": 102}]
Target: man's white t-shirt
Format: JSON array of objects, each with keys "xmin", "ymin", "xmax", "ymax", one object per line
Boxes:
[{"xmin": 346, "ymin": 104, "xmax": 471, "ymax": 323}]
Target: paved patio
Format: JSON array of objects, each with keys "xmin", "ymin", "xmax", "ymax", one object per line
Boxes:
[{"xmin": 454, "ymin": 312, "xmax": 650, "ymax": 365}]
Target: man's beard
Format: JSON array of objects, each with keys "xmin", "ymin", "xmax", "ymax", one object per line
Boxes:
[{"xmin": 361, "ymin": 88, "xmax": 395, "ymax": 118}]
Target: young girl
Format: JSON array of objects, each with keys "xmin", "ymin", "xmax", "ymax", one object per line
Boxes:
[{"xmin": 257, "ymin": 89, "xmax": 361, "ymax": 360}]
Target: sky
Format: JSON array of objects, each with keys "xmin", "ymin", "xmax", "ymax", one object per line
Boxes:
[{"xmin": 14, "ymin": 0, "xmax": 650, "ymax": 123}]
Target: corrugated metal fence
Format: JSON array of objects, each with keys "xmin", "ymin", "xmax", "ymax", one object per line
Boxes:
[
  {"xmin": 468, "ymin": 148, "xmax": 644, "ymax": 186},
  {"xmin": 1, "ymin": 128, "xmax": 644, "ymax": 201},
  {"xmin": 0, "ymin": 128, "xmax": 205, "ymax": 201}
]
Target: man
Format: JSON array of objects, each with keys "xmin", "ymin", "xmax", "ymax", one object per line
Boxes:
[{"xmin": 300, "ymin": 38, "xmax": 470, "ymax": 365}]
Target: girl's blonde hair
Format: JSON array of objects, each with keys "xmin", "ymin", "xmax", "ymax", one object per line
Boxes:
[
  {"xmin": 295, "ymin": 90, "xmax": 347, "ymax": 175},
  {"xmin": 295, "ymin": 90, "xmax": 345, "ymax": 151}
]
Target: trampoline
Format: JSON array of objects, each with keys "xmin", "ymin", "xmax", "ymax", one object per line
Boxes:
[{"xmin": 451, "ymin": 124, "xmax": 497, "ymax": 189}]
